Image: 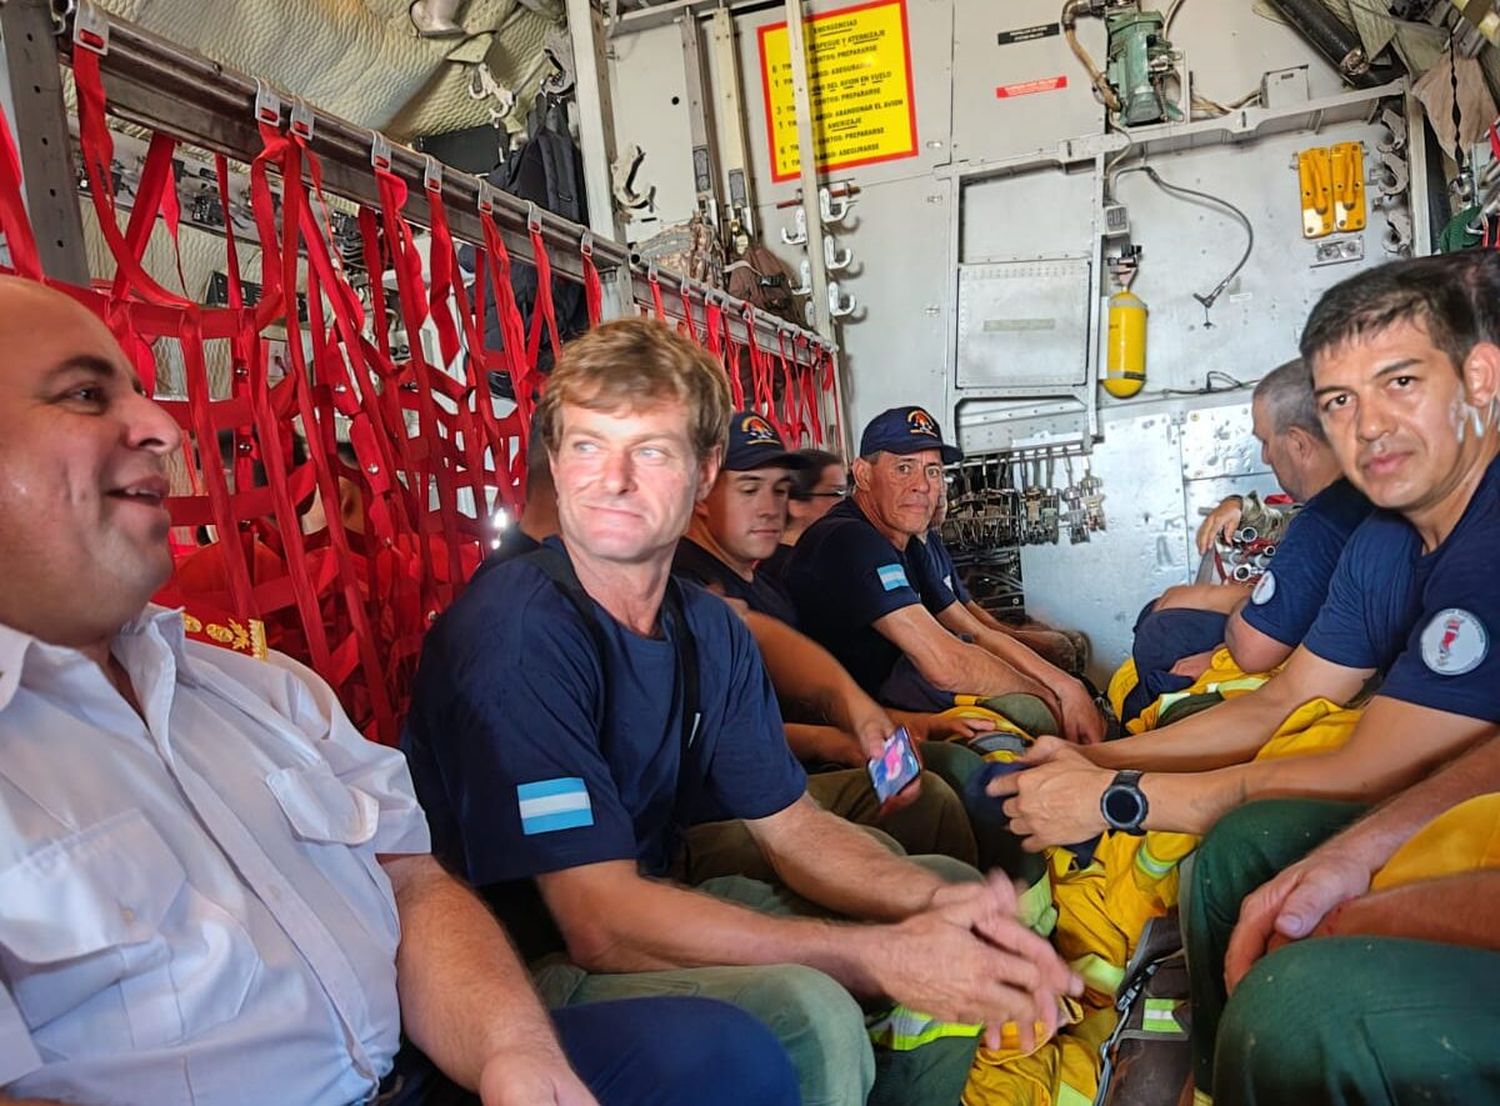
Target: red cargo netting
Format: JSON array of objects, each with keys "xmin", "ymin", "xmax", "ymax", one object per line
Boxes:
[{"xmin": 0, "ymin": 51, "xmax": 838, "ymax": 742}]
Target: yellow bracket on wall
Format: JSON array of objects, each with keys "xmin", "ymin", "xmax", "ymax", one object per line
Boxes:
[
  {"xmin": 1298, "ymin": 146, "xmax": 1333, "ymax": 239},
  {"xmin": 1331, "ymin": 142, "xmax": 1367, "ymax": 233}
]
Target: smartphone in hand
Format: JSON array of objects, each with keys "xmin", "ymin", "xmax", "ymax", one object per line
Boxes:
[{"xmin": 868, "ymin": 725, "xmax": 921, "ymax": 803}]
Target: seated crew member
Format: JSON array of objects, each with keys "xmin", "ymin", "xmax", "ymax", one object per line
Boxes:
[
  {"xmin": 919, "ymin": 495, "xmax": 1088, "ymax": 676},
  {"xmin": 401, "ymin": 319, "xmax": 1076, "ymax": 1106},
  {"xmin": 671, "ymin": 409, "xmax": 994, "ymax": 870},
  {"xmin": 1125, "ymin": 359, "xmax": 1373, "ymax": 718},
  {"xmin": 1182, "ymin": 728, "xmax": 1500, "ymax": 1105},
  {"xmin": 784, "ymin": 405, "xmax": 1106, "ymax": 744},
  {"xmin": 0, "ymin": 278, "xmax": 800, "ymax": 1106},
  {"xmin": 494, "ymin": 411, "xmax": 991, "ymax": 774},
  {"xmin": 992, "ymin": 251, "xmax": 1500, "ymax": 853},
  {"xmin": 672, "ymin": 410, "xmax": 807, "ymax": 626},
  {"xmin": 760, "ymin": 447, "xmax": 846, "ymax": 582}
]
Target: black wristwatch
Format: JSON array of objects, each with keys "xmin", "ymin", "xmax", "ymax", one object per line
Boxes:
[{"xmin": 1101, "ymin": 770, "xmax": 1149, "ymax": 835}]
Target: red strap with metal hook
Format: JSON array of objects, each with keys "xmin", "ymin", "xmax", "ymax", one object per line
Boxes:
[
  {"xmin": 581, "ymin": 234, "xmax": 604, "ymax": 327},
  {"xmin": 524, "ymin": 215, "xmax": 563, "ymax": 405},
  {"xmin": 0, "ymin": 103, "xmax": 41, "ymax": 280},
  {"xmin": 648, "ymin": 267, "xmax": 667, "ymax": 321}
]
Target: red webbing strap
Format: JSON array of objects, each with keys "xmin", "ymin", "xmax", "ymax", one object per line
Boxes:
[
  {"xmin": 264, "ymin": 126, "xmax": 398, "ymax": 738},
  {"xmin": 291, "ymin": 194, "xmax": 404, "ymax": 553},
  {"xmin": 72, "ymin": 49, "xmax": 188, "ymax": 308},
  {"xmin": 425, "ymin": 182, "xmax": 499, "ymax": 524},
  {"xmin": 766, "ymin": 330, "xmax": 789, "ymax": 425},
  {"xmin": 464, "ymin": 239, "xmax": 522, "ymax": 511},
  {"xmin": 704, "ymin": 292, "xmax": 723, "ymax": 362},
  {"xmin": 355, "ymin": 206, "xmax": 425, "ymax": 537},
  {"xmin": 523, "ymin": 220, "xmax": 562, "ymax": 412},
  {"xmin": 679, "ymin": 283, "xmax": 703, "ymax": 347},
  {"xmin": 582, "ymin": 237, "xmax": 604, "ymax": 327},
  {"xmin": 819, "ymin": 345, "xmax": 839, "ymax": 450},
  {"xmin": 648, "ymin": 269, "xmax": 667, "ymax": 320},
  {"xmin": 801, "ymin": 352, "xmax": 824, "ymax": 447},
  {"xmin": 0, "ymin": 104, "xmax": 41, "ymax": 280},
  {"xmin": 244, "ymin": 125, "xmax": 338, "ymax": 680},
  {"xmin": 214, "ymin": 154, "xmax": 261, "ymax": 502},
  {"xmin": 478, "ymin": 206, "xmax": 537, "ymax": 492},
  {"xmin": 725, "ymin": 309, "xmax": 747, "ymax": 412},
  {"xmin": 373, "ymin": 167, "xmax": 461, "ymax": 609},
  {"xmin": 295, "ymin": 255, "xmax": 397, "ymax": 738},
  {"xmin": 114, "ymin": 132, "xmax": 187, "ymax": 301},
  {"xmin": 172, "ymin": 305, "xmax": 258, "ymax": 618},
  {"xmin": 478, "ymin": 208, "xmax": 535, "ymax": 407},
  {"xmin": 783, "ymin": 335, "xmax": 807, "ymax": 442}
]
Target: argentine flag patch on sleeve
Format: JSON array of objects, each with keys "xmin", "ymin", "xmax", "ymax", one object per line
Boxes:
[
  {"xmin": 517, "ymin": 778, "xmax": 594, "ymax": 835},
  {"xmin": 877, "ymin": 564, "xmax": 910, "ymax": 592}
]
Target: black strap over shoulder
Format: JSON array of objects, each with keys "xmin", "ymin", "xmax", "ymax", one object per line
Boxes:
[{"xmin": 523, "ymin": 545, "xmax": 705, "ymax": 814}]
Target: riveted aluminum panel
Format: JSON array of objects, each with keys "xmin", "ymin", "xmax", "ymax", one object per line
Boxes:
[{"xmin": 956, "ymin": 257, "xmax": 1091, "ymax": 389}]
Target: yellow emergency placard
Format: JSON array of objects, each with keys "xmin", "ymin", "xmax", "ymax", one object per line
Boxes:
[{"xmin": 758, "ymin": 0, "xmax": 918, "ymax": 182}]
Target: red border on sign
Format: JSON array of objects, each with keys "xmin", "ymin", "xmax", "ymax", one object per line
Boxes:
[{"xmin": 758, "ymin": 0, "xmax": 920, "ymax": 184}]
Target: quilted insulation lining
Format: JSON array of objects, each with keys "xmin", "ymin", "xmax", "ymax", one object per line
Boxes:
[{"xmin": 92, "ymin": 0, "xmax": 559, "ymax": 139}]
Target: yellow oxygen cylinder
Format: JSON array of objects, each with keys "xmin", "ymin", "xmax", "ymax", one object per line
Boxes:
[{"xmin": 1104, "ymin": 289, "xmax": 1147, "ymax": 398}]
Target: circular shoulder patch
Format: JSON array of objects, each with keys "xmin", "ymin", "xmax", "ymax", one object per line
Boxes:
[
  {"xmin": 1250, "ymin": 570, "xmax": 1276, "ymax": 606},
  {"xmin": 1420, "ymin": 608, "xmax": 1489, "ymax": 676}
]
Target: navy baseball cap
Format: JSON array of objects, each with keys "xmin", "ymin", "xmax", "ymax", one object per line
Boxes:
[
  {"xmin": 859, "ymin": 406, "xmax": 962, "ymax": 463},
  {"xmin": 724, "ymin": 411, "xmax": 815, "ymax": 472}
]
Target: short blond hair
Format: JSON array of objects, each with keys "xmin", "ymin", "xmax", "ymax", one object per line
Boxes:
[{"xmin": 537, "ymin": 317, "xmax": 731, "ymax": 459}]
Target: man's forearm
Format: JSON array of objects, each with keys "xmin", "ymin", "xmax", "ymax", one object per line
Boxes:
[
  {"xmin": 923, "ymin": 638, "xmax": 1052, "ymax": 701},
  {"xmin": 940, "ymin": 602, "xmax": 1065, "ymax": 693},
  {"xmin": 752, "ymin": 802, "xmax": 950, "ymax": 921},
  {"xmin": 1325, "ymin": 871, "xmax": 1500, "ymax": 951},
  {"xmin": 387, "ymin": 855, "xmax": 565, "ymax": 1091},
  {"xmin": 965, "ymin": 601, "xmax": 1010, "ymax": 634},
  {"xmin": 784, "ymin": 722, "xmax": 863, "ymax": 767},
  {"xmin": 1140, "ymin": 734, "xmax": 1474, "ymax": 837},
  {"xmin": 1317, "ymin": 732, "xmax": 1500, "ymax": 872},
  {"xmin": 974, "ymin": 626, "xmax": 1069, "ymax": 691},
  {"xmin": 1154, "ymin": 583, "xmax": 1249, "ymax": 616},
  {"xmin": 542, "ymin": 864, "xmax": 884, "ymax": 995},
  {"xmin": 1138, "ymin": 753, "xmax": 1398, "ymax": 837},
  {"xmin": 1087, "ymin": 681, "xmax": 1301, "ymax": 772}
]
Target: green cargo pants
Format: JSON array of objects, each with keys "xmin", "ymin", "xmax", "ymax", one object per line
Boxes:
[
  {"xmin": 532, "ymin": 856, "xmax": 983, "ymax": 1106},
  {"xmin": 1185, "ymin": 798, "xmax": 1500, "ymax": 1105}
]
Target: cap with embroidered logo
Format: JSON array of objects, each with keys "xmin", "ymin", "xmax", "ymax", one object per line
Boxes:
[
  {"xmin": 859, "ymin": 406, "xmax": 962, "ymax": 464},
  {"xmin": 724, "ymin": 411, "xmax": 815, "ymax": 472}
]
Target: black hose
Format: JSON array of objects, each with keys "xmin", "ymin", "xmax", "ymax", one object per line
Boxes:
[{"xmin": 1262, "ymin": 0, "xmax": 1400, "ymax": 88}]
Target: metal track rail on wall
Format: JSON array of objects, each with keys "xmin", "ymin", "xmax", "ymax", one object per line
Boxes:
[{"xmin": 45, "ymin": 0, "xmax": 836, "ymax": 365}]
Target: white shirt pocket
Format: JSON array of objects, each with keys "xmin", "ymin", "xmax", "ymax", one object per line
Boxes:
[
  {"xmin": 266, "ymin": 762, "xmax": 380, "ymax": 847},
  {"xmin": 0, "ymin": 809, "xmax": 258, "ymax": 1056},
  {"xmin": 266, "ymin": 762, "xmax": 400, "ymax": 949}
]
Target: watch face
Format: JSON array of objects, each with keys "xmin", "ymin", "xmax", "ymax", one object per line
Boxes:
[{"xmin": 1103, "ymin": 784, "xmax": 1143, "ymax": 828}]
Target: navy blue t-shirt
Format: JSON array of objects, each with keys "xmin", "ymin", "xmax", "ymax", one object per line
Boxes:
[
  {"xmin": 1303, "ymin": 456, "xmax": 1500, "ymax": 721},
  {"xmin": 673, "ymin": 537, "xmax": 801, "ymax": 627},
  {"xmin": 1239, "ymin": 478, "xmax": 1373, "ymax": 647},
  {"xmin": 470, "ymin": 524, "xmax": 542, "ymax": 583},
  {"xmin": 759, "ymin": 542, "xmax": 796, "ymax": 585},
  {"xmin": 403, "ymin": 538, "xmax": 806, "ymax": 956},
  {"xmin": 920, "ymin": 530, "xmax": 971, "ymax": 606},
  {"xmin": 783, "ymin": 498, "xmax": 956, "ymax": 695}
]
